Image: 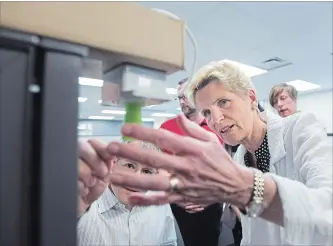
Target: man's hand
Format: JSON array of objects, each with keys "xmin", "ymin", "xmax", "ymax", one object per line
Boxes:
[
  {"xmin": 77, "ymin": 140, "xmax": 113, "ymax": 217},
  {"xmin": 184, "ymin": 203, "xmax": 205, "ymax": 213}
]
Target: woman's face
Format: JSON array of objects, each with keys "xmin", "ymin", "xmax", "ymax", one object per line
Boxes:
[
  {"xmin": 273, "ymin": 89, "xmax": 297, "ymax": 117},
  {"xmin": 195, "ymin": 81, "xmax": 257, "ymax": 146}
]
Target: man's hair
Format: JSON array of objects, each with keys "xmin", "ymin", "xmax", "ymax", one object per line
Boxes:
[
  {"xmin": 269, "ymin": 83, "xmax": 298, "ymax": 107},
  {"xmin": 121, "ymin": 139, "xmax": 161, "ymax": 152},
  {"xmin": 116, "ymin": 140, "xmax": 160, "ymax": 172},
  {"xmin": 178, "ymin": 78, "xmax": 188, "ymax": 86}
]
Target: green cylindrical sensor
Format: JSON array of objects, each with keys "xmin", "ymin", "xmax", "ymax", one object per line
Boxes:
[{"xmin": 123, "ymin": 101, "xmax": 143, "ymax": 141}]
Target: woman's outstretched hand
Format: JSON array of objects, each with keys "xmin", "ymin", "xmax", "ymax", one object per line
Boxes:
[{"xmin": 108, "ymin": 114, "xmax": 254, "ymax": 208}]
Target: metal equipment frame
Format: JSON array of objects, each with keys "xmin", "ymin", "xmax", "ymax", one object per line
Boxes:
[{"xmin": 0, "ymin": 27, "xmax": 86, "ymax": 246}]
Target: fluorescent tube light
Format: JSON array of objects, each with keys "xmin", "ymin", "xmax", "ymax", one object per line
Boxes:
[
  {"xmin": 88, "ymin": 116, "xmax": 115, "ymax": 120},
  {"xmin": 78, "ymin": 97, "xmax": 87, "ymax": 103},
  {"xmin": 151, "ymin": 112, "xmax": 176, "ymax": 117},
  {"xmin": 286, "ymin": 80, "xmax": 320, "ymax": 92},
  {"xmin": 142, "ymin": 118, "xmax": 155, "ymax": 122},
  {"xmin": 101, "ymin": 110, "xmax": 126, "ymax": 115},
  {"xmin": 166, "ymin": 88, "xmax": 177, "ymax": 95},
  {"xmin": 79, "ymin": 77, "xmax": 103, "ymax": 87},
  {"xmin": 222, "ymin": 59, "xmax": 267, "ymax": 78}
]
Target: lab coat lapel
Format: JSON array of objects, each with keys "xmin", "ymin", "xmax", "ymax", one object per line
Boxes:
[{"xmin": 265, "ymin": 112, "xmax": 287, "ymax": 167}]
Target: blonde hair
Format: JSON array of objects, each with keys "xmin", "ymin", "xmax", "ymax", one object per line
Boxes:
[
  {"xmin": 269, "ymin": 83, "xmax": 298, "ymax": 107},
  {"xmin": 186, "ymin": 60, "xmax": 255, "ymax": 105}
]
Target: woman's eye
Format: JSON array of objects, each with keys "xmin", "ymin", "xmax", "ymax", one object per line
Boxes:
[
  {"xmin": 125, "ymin": 163, "xmax": 135, "ymax": 169},
  {"xmin": 218, "ymin": 99, "xmax": 229, "ymax": 107},
  {"xmin": 202, "ymin": 110, "xmax": 211, "ymax": 118}
]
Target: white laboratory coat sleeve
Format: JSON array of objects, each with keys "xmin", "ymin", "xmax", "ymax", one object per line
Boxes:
[{"xmin": 264, "ymin": 112, "xmax": 333, "ymax": 245}]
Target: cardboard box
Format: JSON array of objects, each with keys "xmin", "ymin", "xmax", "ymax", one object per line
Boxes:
[{"xmin": 0, "ymin": 2, "xmax": 185, "ymax": 74}]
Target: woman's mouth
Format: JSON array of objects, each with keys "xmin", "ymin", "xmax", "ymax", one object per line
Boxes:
[{"xmin": 221, "ymin": 125, "xmax": 234, "ymax": 134}]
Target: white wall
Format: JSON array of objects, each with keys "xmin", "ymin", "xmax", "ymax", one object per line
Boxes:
[
  {"xmin": 297, "ymin": 90, "xmax": 333, "ymax": 133},
  {"xmin": 153, "ymin": 117, "xmax": 168, "ymax": 129},
  {"xmin": 261, "ymin": 90, "xmax": 333, "ymax": 134}
]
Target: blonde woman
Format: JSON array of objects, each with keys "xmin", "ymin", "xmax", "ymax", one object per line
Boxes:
[{"xmin": 83, "ymin": 61, "xmax": 332, "ymax": 245}]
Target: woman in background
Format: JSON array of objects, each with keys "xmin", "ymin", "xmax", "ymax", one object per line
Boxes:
[{"xmin": 269, "ymin": 83, "xmax": 298, "ymax": 117}]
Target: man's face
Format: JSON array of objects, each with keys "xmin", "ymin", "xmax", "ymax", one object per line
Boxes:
[
  {"xmin": 273, "ymin": 90, "xmax": 297, "ymax": 118},
  {"xmin": 177, "ymin": 82, "xmax": 196, "ymax": 118},
  {"xmin": 110, "ymin": 142, "xmax": 158, "ymax": 208}
]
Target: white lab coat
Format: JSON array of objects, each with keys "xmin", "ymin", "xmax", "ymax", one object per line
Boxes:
[{"xmin": 233, "ymin": 111, "xmax": 332, "ymax": 245}]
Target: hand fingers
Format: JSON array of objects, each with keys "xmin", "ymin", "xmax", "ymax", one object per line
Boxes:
[
  {"xmin": 177, "ymin": 114, "xmax": 219, "ymax": 143},
  {"xmin": 84, "ymin": 179, "xmax": 108, "ymax": 204},
  {"xmin": 78, "ymin": 159, "xmax": 97, "ymax": 188},
  {"xmin": 88, "ymin": 139, "xmax": 113, "ymax": 162},
  {"xmin": 186, "ymin": 207, "xmax": 204, "ymax": 213},
  {"xmin": 120, "ymin": 124, "xmax": 202, "ymax": 155},
  {"xmin": 78, "ymin": 140, "xmax": 108, "ymax": 178},
  {"xmin": 110, "ymin": 171, "xmax": 181, "ymax": 192},
  {"xmin": 107, "ymin": 142, "xmax": 192, "ymax": 174},
  {"xmin": 185, "ymin": 204, "xmax": 203, "ymax": 210},
  {"xmin": 128, "ymin": 192, "xmax": 184, "ymax": 207},
  {"xmin": 78, "ymin": 180, "xmax": 89, "ymax": 197}
]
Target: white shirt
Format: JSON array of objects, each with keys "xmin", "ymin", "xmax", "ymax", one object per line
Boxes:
[
  {"xmin": 234, "ymin": 112, "xmax": 332, "ymax": 245},
  {"xmin": 77, "ymin": 188, "xmax": 177, "ymax": 246}
]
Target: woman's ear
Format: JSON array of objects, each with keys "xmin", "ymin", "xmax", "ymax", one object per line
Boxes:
[{"xmin": 248, "ymin": 89, "xmax": 258, "ymax": 110}]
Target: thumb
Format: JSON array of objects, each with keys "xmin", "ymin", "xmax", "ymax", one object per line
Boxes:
[{"xmin": 177, "ymin": 114, "xmax": 219, "ymax": 143}]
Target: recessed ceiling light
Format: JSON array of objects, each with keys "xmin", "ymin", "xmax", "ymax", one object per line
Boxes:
[
  {"xmin": 166, "ymin": 88, "xmax": 177, "ymax": 95},
  {"xmin": 221, "ymin": 59, "xmax": 267, "ymax": 78},
  {"xmin": 78, "ymin": 97, "xmax": 87, "ymax": 103},
  {"xmin": 88, "ymin": 116, "xmax": 115, "ymax": 120},
  {"xmin": 79, "ymin": 77, "xmax": 103, "ymax": 87},
  {"xmin": 101, "ymin": 110, "xmax": 126, "ymax": 115},
  {"xmin": 142, "ymin": 118, "xmax": 155, "ymax": 122},
  {"xmin": 286, "ymin": 80, "xmax": 320, "ymax": 92},
  {"xmin": 151, "ymin": 112, "xmax": 176, "ymax": 117}
]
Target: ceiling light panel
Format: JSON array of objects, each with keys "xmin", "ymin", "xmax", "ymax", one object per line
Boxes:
[
  {"xmin": 286, "ymin": 80, "xmax": 320, "ymax": 91},
  {"xmin": 222, "ymin": 59, "xmax": 267, "ymax": 78}
]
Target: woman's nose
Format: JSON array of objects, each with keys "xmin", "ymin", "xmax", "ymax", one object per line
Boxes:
[
  {"xmin": 277, "ymin": 100, "xmax": 284, "ymax": 108},
  {"xmin": 211, "ymin": 109, "xmax": 224, "ymax": 128}
]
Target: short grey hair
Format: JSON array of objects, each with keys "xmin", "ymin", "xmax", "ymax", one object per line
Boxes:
[
  {"xmin": 186, "ymin": 60, "xmax": 255, "ymax": 105},
  {"xmin": 116, "ymin": 140, "xmax": 161, "ymax": 173},
  {"xmin": 121, "ymin": 139, "xmax": 161, "ymax": 152},
  {"xmin": 269, "ymin": 83, "xmax": 298, "ymax": 107}
]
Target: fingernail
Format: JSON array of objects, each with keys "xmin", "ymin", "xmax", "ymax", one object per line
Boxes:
[
  {"xmin": 108, "ymin": 143, "xmax": 119, "ymax": 153},
  {"xmin": 122, "ymin": 125, "xmax": 133, "ymax": 135}
]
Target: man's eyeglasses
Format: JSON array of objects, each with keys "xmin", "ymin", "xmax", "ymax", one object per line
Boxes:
[{"xmin": 175, "ymin": 94, "xmax": 187, "ymax": 101}]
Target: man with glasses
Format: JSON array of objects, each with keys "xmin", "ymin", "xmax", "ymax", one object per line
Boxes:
[
  {"xmin": 159, "ymin": 78, "xmax": 223, "ymax": 246},
  {"xmin": 77, "ymin": 140, "xmax": 177, "ymax": 246}
]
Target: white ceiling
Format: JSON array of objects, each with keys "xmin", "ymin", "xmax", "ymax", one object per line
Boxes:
[{"xmin": 79, "ymin": 1, "xmax": 332, "ymax": 120}]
